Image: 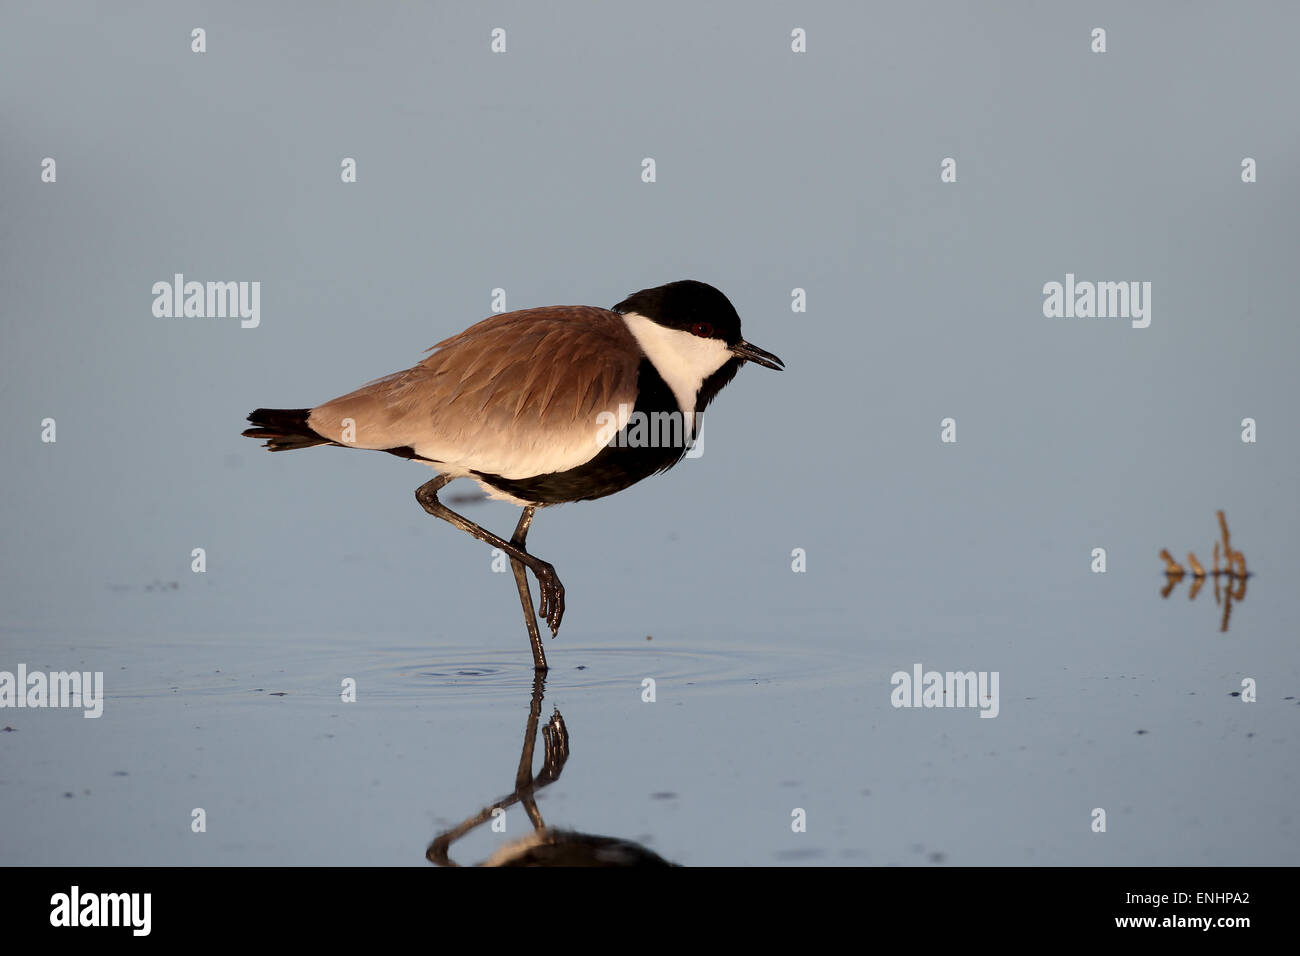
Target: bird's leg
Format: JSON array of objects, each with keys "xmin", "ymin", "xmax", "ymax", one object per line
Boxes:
[
  {"xmin": 427, "ymin": 674, "xmax": 556, "ymax": 864},
  {"xmin": 509, "ymin": 507, "xmax": 547, "ymax": 672},
  {"xmin": 414, "ymin": 478, "xmax": 566, "ymax": 661}
]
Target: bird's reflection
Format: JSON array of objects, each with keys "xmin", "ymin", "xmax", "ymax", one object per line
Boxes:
[{"xmin": 426, "ymin": 674, "xmax": 676, "ymax": 866}]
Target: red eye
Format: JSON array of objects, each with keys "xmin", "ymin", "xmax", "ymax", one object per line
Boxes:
[{"xmin": 690, "ymin": 322, "xmax": 714, "ymax": 338}]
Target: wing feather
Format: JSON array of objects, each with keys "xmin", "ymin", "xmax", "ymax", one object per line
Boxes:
[{"xmin": 307, "ymin": 306, "xmax": 641, "ymax": 478}]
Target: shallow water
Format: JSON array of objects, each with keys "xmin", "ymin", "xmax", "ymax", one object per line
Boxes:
[{"xmin": 3, "ymin": 547, "xmax": 1296, "ymax": 867}]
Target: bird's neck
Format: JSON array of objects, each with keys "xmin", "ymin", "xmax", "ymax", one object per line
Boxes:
[{"xmin": 621, "ymin": 312, "xmax": 733, "ymax": 427}]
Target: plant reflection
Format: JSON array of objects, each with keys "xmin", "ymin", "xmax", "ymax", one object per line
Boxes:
[{"xmin": 1160, "ymin": 510, "xmax": 1250, "ymax": 632}]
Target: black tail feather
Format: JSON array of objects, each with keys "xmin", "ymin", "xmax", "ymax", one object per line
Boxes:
[{"xmin": 242, "ymin": 407, "xmax": 332, "ymax": 452}]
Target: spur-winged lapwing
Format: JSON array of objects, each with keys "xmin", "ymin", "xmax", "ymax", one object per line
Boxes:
[{"xmin": 242, "ymin": 279, "xmax": 783, "ymax": 672}]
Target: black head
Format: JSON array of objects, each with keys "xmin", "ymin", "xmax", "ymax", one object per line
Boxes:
[
  {"xmin": 613, "ymin": 280, "xmax": 783, "ymax": 370},
  {"xmin": 614, "ymin": 280, "xmax": 742, "ymax": 343}
]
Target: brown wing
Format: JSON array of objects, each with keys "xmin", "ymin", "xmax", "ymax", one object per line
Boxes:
[{"xmin": 307, "ymin": 306, "xmax": 641, "ymax": 479}]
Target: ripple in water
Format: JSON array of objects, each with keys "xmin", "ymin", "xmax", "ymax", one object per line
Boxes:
[
  {"xmin": 366, "ymin": 640, "xmax": 857, "ymax": 701},
  {"xmin": 97, "ymin": 635, "xmax": 862, "ymax": 703}
]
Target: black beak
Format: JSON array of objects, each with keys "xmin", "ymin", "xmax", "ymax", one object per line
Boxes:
[{"xmin": 730, "ymin": 339, "xmax": 784, "ymax": 371}]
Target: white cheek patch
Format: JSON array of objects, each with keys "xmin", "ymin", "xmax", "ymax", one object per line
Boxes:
[{"xmin": 621, "ymin": 312, "xmax": 732, "ymax": 435}]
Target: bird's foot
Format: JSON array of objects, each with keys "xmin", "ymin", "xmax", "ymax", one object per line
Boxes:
[{"xmin": 533, "ymin": 563, "xmax": 565, "ymax": 636}]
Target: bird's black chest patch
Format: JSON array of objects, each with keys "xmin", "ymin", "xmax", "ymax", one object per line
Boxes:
[{"xmin": 473, "ymin": 359, "xmax": 692, "ymax": 505}]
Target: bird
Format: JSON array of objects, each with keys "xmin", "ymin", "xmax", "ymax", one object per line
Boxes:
[{"xmin": 242, "ymin": 279, "xmax": 783, "ymax": 672}]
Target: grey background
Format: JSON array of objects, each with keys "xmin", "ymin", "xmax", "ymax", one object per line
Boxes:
[{"xmin": 1, "ymin": 1, "xmax": 1297, "ymax": 865}]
